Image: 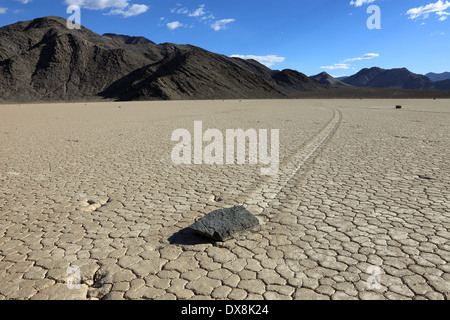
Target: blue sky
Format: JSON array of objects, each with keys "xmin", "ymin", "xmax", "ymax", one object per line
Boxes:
[{"xmin": 0, "ymin": 0, "xmax": 449, "ymax": 76}]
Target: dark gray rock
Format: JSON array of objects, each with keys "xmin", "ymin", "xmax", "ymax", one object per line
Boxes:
[{"xmin": 189, "ymin": 206, "xmax": 260, "ymax": 242}]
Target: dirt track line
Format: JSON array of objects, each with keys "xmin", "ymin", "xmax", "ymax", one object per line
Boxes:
[{"xmin": 242, "ymin": 108, "xmax": 342, "ymax": 219}]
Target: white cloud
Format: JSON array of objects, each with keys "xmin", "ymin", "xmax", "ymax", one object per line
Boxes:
[
  {"xmin": 350, "ymin": 0, "xmax": 375, "ymax": 7},
  {"xmin": 171, "ymin": 6, "xmax": 188, "ymax": 15},
  {"xmin": 406, "ymin": 0, "xmax": 450, "ymax": 20},
  {"xmin": 344, "ymin": 53, "xmax": 379, "ymax": 62},
  {"xmin": 108, "ymin": 4, "xmax": 149, "ymax": 17},
  {"xmin": 200, "ymin": 13, "xmax": 215, "ymax": 21},
  {"xmin": 321, "ymin": 53, "xmax": 378, "ymax": 71},
  {"xmin": 188, "ymin": 4, "xmax": 206, "ymax": 17},
  {"xmin": 167, "ymin": 21, "xmax": 183, "ymax": 30},
  {"xmin": 65, "ymin": 0, "xmax": 148, "ymax": 17},
  {"xmin": 167, "ymin": 4, "xmax": 230, "ymax": 31},
  {"xmin": 211, "ymin": 19, "xmax": 235, "ymax": 31},
  {"xmin": 65, "ymin": 0, "xmax": 128, "ymax": 10},
  {"xmin": 430, "ymin": 30, "xmax": 446, "ymax": 36},
  {"xmin": 439, "ymin": 15, "xmax": 448, "ymax": 20},
  {"xmin": 320, "ymin": 64, "xmax": 351, "ymax": 70},
  {"xmin": 170, "ymin": 4, "xmax": 206, "ymax": 17},
  {"xmin": 170, "ymin": 4, "xmax": 214, "ymax": 21},
  {"xmin": 0, "ymin": 7, "xmax": 7, "ymax": 14},
  {"xmin": 15, "ymin": 0, "xmax": 32, "ymax": 3},
  {"xmin": 230, "ymin": 54, "xmax": 285, "ymax": 68}
]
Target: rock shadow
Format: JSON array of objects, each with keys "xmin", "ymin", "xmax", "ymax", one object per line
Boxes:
[{"xmin": 168, "ymin": 227, "xmax": 216, "ymax": 246}]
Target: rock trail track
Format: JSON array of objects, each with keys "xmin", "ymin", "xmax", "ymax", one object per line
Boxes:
[{"xmin": 0, "ymin": 100, "xmax": 449, "ymax": 300}]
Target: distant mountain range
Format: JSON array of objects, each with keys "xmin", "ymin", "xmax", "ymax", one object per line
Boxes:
[
  {"xmin": 342, "ymin": 67, "xmax": 433, "ymax": 89},
  {"xmin": 0, "ymin": 16, "xmax": 328, "ymax": 102},
  {"xmin": 312, "ymin": 68, "xmax": 450, "ymax": 91},
  {"xmin": 426, "ymin": 72, "xmax": 450, "ymax": 82},
  {"xmin": 310, "ymin": 72, "xmax": 351, "ymax": 87},
  {"xmin": 0, "ymin": 16, "xmax": 449, "ymax": 103}
]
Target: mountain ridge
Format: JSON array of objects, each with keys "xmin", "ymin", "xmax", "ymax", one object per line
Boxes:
[
  {"xmin": 102, "ymin": 33, "xmax": 155, "ymax": 45},
  {"xmin": 310, "ymin": 72, "xmax": 351, "ymax": 87},
  {"xmin": 0, "ymin": 16, "xmax": 449, "ymax": 102},
  {"xmin": 342, "ymin": 67, "xmax": 433, "ymax": 90},
  {"xmin": 0, "ymin": 16, "xmax": 327, "ymax": 102},
  {"xmin": 426, "ymin": 72, "xmax": 450, "ymax": 82}
]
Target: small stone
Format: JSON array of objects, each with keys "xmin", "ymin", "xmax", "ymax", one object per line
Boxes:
[{"xmin": 189, "ymin": 205, "xmax": 260, "ymax": 241}]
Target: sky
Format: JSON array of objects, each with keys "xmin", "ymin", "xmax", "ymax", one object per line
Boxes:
[{"xmin": 0, "ymin": 0, "xmax": 449, "ymax": 77}]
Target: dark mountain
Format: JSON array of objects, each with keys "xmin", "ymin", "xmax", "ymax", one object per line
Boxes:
[
  {"xmin": 102, "ymin": 47, "xmax": 286, "ymax": 100},
  {"xmin": 310, "ymin": 72, "xmax": 351, "ymax": 87},
  {"xmin": 429, "ymin": 79, "xmax": 450, "ymax": 90},
  {"xmin": 1, "ymin": 16, "xmax": 449, "ymax": 103},
  {"xmin": 271, "ymin": 69, "xmax": 329, "ymax": 93},
  {"xmin": 0, "ymin": 16, "xmax": 324, "ymax": 102},
  {"xmin": 103, "ymin": 33, "xmax": 154, "ymax": 45},
  {"xmin": 0, "ymin": 16, "xmax": 166, "ymax": 102},
  {"xmin": 426, "ymin": 72, "xmax": 450, "ymax": 82},
  {"xmin": 343, "ymin": 67, "xmax": 433, "ymax": 89}
]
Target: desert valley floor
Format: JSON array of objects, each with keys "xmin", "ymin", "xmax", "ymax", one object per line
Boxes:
[{"xmin": 0, "ymin": 99, "xmax": 449, "ymax": 300}]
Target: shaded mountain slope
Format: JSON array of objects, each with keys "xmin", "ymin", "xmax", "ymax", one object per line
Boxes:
[
  {"xmin": 0, "ymin": 16, "xmax": 324, "ymax": 102},
  {"xmin": 102, "ymin": 33, "xmax": 154, "ymax": 45},
  {"xmin": 430, "ymin": 79, "xmax": 450, "ymax": 90},
  {"xmin": 311, "ymin": 72, "xmax": 351, "ymax": 87},
  {"xmin": 0, "ymin": 16, "xmax": 157, "ymax": 101},
  {"xmin": 102, "ymin": 47, "xmax": 286, "ymax": 100},
  {"xmin": 426, "ymin": 72, "xmax": 450, "ymax": 82},
  {"xmin": 272, "ymin": 69, "xmax": 329, "ymax": 92},
  {"xmin": 343, "ymin": 67, "xmax": 433, "ymax": 89}
]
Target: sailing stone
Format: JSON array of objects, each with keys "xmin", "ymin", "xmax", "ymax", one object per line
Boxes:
[{"xmin": 189, "ymin": 205, "xmax": 260, "ymax": 242}]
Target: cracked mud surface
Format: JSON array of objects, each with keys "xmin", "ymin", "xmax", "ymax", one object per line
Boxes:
[{"xmin": 1, "ymin": 99, "xmax": 449, "ymax": 300}]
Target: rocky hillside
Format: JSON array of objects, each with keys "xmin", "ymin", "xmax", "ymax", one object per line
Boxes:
[
  {"xmin": 429, "ymin": 79, "xmax": 450, "ymax": 90},
  {"xmin": 342, "ymin": 67, "xmax": 433, "ymax": 90},
  {"xmin": 0, "ymin": 16, "xmax": 326, "ymax": 102},
  {"xmin": 311, "ymin": 72, "xmax": 351, "ymax": 87},
  {"xmin": 426, "ymin": 72, "xmax": 450, "ymax": 82}
]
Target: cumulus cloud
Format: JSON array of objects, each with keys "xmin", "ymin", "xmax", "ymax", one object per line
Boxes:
[
  {"xmin": 320, "ymin": 64, "xmax": 351, "ymax": 70},
  {"xmin": 108, "ymin": 3, "xmax": 149, "ymax": 17},
  {"xmin": 230, "ymin": 54, "xmax": 285, "ymax": 68},
  {"xmin": 344, "ymin": 53, "xmax": 379, "ymax": 62},
  {"xmin": 211, "ymin": 19, "xmax": 235, "ymax": 31},
  {"xmin": 350, "ymin": 0, "xmax": 375, "ymax": 7},
  {"xmin": 406, "ymin": 0, "xmax": 450, "ymax": 20},
  {"xmin": 0, "ymin": 7, "xmax": 7, "ymax": 14},
  {"xmin": 15, "ymin": 0, "xmax": 32, "ymax": 3},
  {"xmin": 64, "ymin": 0, "xmax": 148, "ymax": 17},
  {"xmin": 167, "ymin": 21, "xmax": 183, "ymax": 30}
]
